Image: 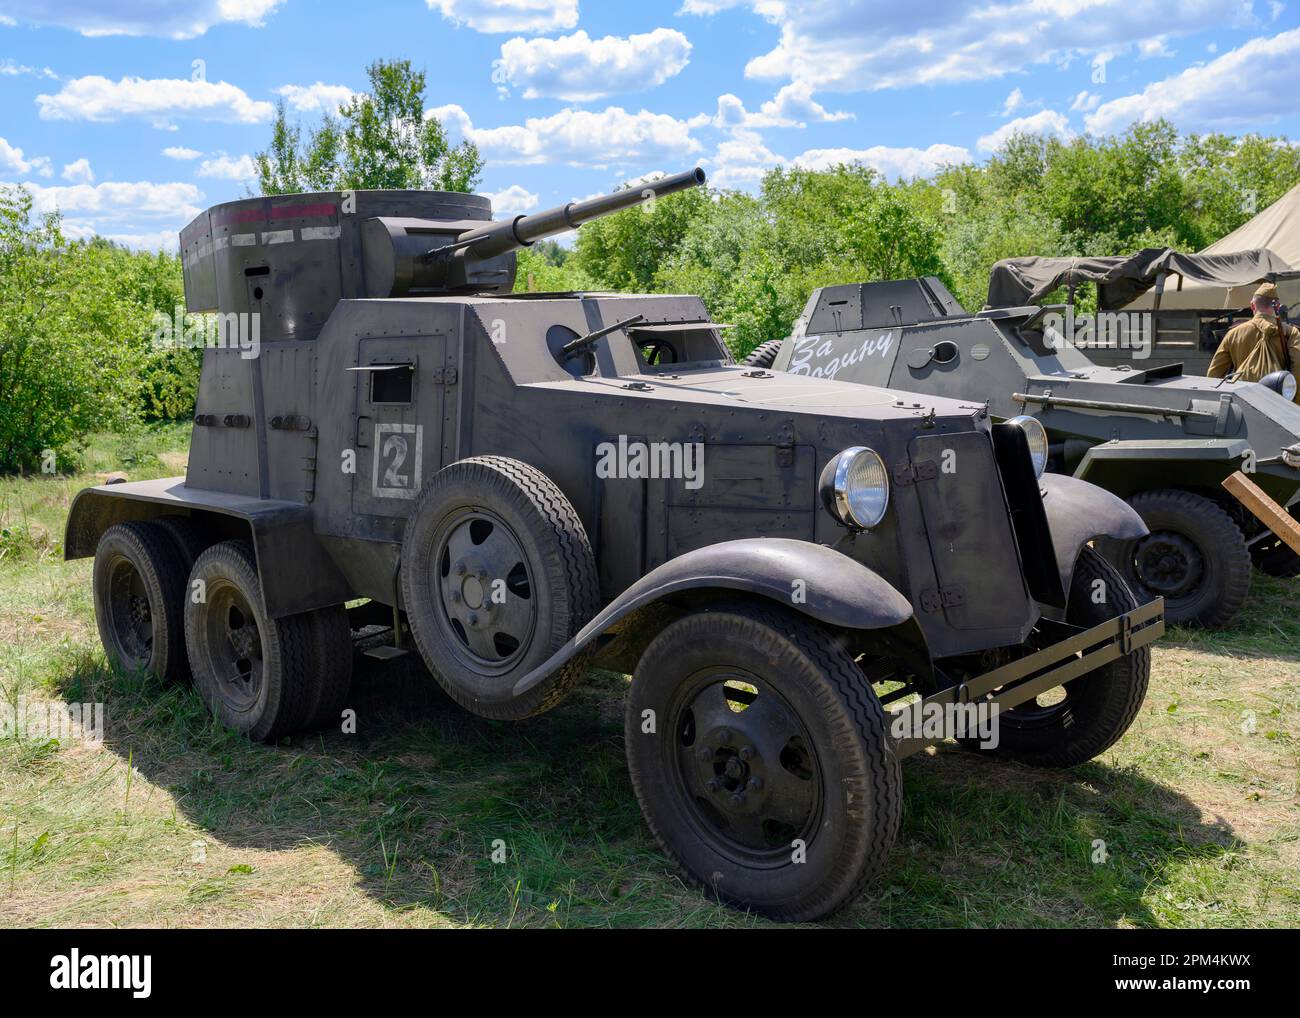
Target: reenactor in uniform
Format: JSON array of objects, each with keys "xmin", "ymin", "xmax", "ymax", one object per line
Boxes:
[{"xmin": 1208, "ymin": 281, "xmax": 1300, "ymax": 402}]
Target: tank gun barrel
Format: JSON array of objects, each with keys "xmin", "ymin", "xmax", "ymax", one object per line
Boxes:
[{"xmin": 457, "ymin": 167, "xmax": 706, "ymax": 260}]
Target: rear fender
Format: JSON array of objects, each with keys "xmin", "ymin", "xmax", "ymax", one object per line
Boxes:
[
  {"xmin": 65, "ymin": 478, "xmax": 350, "ymax": 617},
  {"xmin": 511, "ymin": 538, "xmax": 913, "ymax": 698}
]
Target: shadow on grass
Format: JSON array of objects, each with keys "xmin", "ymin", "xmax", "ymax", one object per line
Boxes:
[{"xmin": 51, "ymin": 649, "xmax": 1243, "ymax": 929}]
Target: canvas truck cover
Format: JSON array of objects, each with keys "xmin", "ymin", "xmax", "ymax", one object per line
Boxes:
[{"xmin": 986, "ymin": 247, "xmax": 1292, "ymax": 310}]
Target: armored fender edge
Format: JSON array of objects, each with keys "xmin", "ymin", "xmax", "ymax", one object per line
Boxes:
[
  {"xmin": 1039, "ymin": 473, "xmax": 1148, "ymax": 592},
  {"xmin": 511, "ymin": 537, "xmax": 913, "ymax": 699}
]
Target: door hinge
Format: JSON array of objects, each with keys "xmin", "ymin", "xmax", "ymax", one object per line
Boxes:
[
  {"xmin": 433, "ymin": 367, "xmax": 458, "ymax": 385},
  {"xmin": 893, "ymin": 459, "xmax": 938, "ymax": 485},
  {"xmin": 919, "ymin": 585, "xmax": 966, "ymax": 612}
]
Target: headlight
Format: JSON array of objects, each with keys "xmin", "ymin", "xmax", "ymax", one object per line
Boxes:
[
  {"xmin": 820, "ymin": 447, "xmax": 890, "ymax": 530},
  {"xmin": 1007, "ymin": 415, "xmax": 1048, "ymax": 477},
  {"xmin": 1260, "ymin": 370, "xmax": 1298, "ymax": 402}
]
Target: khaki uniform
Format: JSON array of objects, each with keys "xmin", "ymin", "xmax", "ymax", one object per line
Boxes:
[{"xmin": 1207, "ymin": 313, "xmax": 1300, "ymax": 402}]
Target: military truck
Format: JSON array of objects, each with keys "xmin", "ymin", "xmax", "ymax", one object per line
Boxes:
[
  {"xmin": 747, "ymin": 277, "xmax": 1300, "ymax": 628},
  {"xmin": 982, "ymin": 248, "xmax": 1300, "ymax": 377},
  {"xmin": 66, "ymin": 172, "xmax": 1163, "ymax": 921}
]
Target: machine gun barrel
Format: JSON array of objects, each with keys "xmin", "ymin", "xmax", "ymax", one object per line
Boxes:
[{"xmin": 457, "ymin": 167, "xmax": 706, "ymax": 260}]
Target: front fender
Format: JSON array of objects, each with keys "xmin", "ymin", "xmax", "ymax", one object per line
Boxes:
[
  {"xmin": 512, "ymin": 538, "xmax": 912, "ymax": 698},
  {"xmin": 1040, "ymin": 473, "xmax": 1147, "ymax": 591}
]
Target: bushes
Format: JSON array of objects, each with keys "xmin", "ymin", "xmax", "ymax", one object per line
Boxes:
[{"xmin": 0, "ymin": 187, "xmax": 189, "ymax": 473}]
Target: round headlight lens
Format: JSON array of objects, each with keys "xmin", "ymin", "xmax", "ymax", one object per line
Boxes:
[
  {"xmin": 1008, "ymin": 415, "xmax": 1048, "ymax": 477},
  {"xmin": 1261, "ymin": 369, "xmax": 1298, "ymax": 402},
  {"xmin": 822, "ymin": 446, "xmax": 890, "ymax": 529}
]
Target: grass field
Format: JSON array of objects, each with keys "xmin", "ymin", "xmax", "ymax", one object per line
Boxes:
[{"xmin": 1, "ymin": 427, "xmax": 1297, "ymax": 928}]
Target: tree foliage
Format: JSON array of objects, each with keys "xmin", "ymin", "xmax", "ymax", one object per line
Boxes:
[
  {"xmin": 0, "ymin": 187, "xmax": 188, "ymax": 472},
  {"xmin": 524, "ymin": 120, "xmax": 1300, "ymax": 353},
  {"xmin": 255, "ymin": 59, "xmax": 483, "ymax": 195}
]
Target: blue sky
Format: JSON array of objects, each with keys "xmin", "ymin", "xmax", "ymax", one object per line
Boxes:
[{"xmin": 2, "ymin": 0, "xmax": 1298, "ymax": 250}]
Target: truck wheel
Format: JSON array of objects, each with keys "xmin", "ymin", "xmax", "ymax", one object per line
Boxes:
[
  {"xmin": 975, "ymin": 548, "xmax": 1150, "ymax": 768},
  {"xmin": 1250, "ymin": 509, "xmax": 1300, "ymax": 578},
  {"xmin": 1098, "ymin": 488, "xmax": 1251, "ymax": 628},
  {"xmin": 742, "ymin": 339, "xmax": 783, "ymax": 368},
  {"xmin": 153, "ymin": 515, "xmax": 210, "ymax": 574},
  {"xmin": 624, "ymin": 604, "xmax": 901, "ymax": 922},
  {"xmin": 301, "ymin": 604, "xmax": 353, "ymax": 732},
  {"xmin": 93, "ymin": 521, "xmax": 189, "ymax": 683},
  {"xmin": 402, "ymin": 456, "xmax": 599, "ymax": 720},
  {"xmin": 184, "ymin": 540, "xmax": 316, "ymax": 742}
]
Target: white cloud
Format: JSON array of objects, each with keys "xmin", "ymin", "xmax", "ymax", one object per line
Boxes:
[
  {"xmin": 431, "ymin": 102, "xmax": 702, "ymax": 168},
  {"xmin": 484, "ymin": 184, "xmax": 540, "ymax": 215},
  {"xmin": 682, "ymin": 0, "xmax": 1252, "ymax": 93},
  {"xmin": 977, "ymin": 110, "xmax": 1075, "ymax": 153},
  {"xmin": 0, "ymin": 136, "xmax": 51, "ymax": 176},
  {"xmin": 706, "ymin": 129, "xmax": 789, "ymax": 188},
  {"xmin": 1001, "ymin": 87, "xmax": 1024, "ymax": 117},
  {"xmin": 0, "ymin": 58, "xmax": 57, "ymax": 78},
  {"xmin": 428, "ymin": 0, "xmax": 578, "ymax": 33},
  {"xmin": 0, "ymin": 0, "xmax": 283, "ymax": 39},
  {"xmin": 37, "ymin": 76, "xmax": 274, "ymax": 126},
  {"xmin": 276, "ymin": 82, "xmax": 355, "ymax": 113},
  {"xmin": 706, "ymin": 82, "xmax": 853, "ymax": 129},
  {"xmin": 1086, "ymin": 28, "xmax": 1300, "ymax": 134},
  {"xmin": 62, "ymin": 221, "xmax": 180, "ymax": 252},
  {"xmin": 498, "ymin": 28, "xmax": 691, "ymax": 100},
  {"xmin": 162, "ymin": 146, "xmax": 203, "ymax": 160},
  {"xmin": 1069, "ymin": 90, "xmax": 1101, "ymax": 113},
  {"xmin": 197, "ymin": 152, "xmax": 256, "ymax": 181},
  {"xmin": 793, "ymin": 143, "xmax": 972, "ymax": 181},
  {"xmin": 6, "ymin": 180, "xmax": 204, "ymax": 222},
  {"xmin": 61, "ymin": 158, "xmax": 93, "ymax": 184}
]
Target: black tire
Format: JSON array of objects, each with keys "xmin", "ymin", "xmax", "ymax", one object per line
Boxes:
[
  {"xmin": 974, "ymin": 547, "xmax": 1150, "ymax": 768},
  {"xmin": 92, "ymin": 521, "xmax": 189, "ymax": 683},
  {"xmin": 184, "ymin": 540, "xmax": 316, "ymax": 742},
  {"xmin": 1096, "ymin": 488, "xmax": 1251, "ymax": 628},
  {"xmin": 302, "ymin": 604, "xmax": 353, "ymax": 732},
  {"xmin": 742, "ymin": 339, "xmax": 783, "ymax": 369},
  {"xmin": 1250, "ymin": 508, "xmax": 1300, "ymax": 578},
  {"xmin": 625, "ymin": 603, "xmax": 901, "ymax": 922},
  {"xmin": 153, "ymin": 515, "xmax": 210, "ymax": 574},
  {"xmin": 401, "ymin": 456, "xmax": 599, "ymax": 720}
]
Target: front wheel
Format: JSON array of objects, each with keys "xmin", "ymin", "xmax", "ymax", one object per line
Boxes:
[
  {"xmin": 1096, "ymin": 488, "xmax": 1251, "ymax": 628},
  {"xmin": 971, "ymin": 547, "xmax": 1151, "ymax": 768},
  {"xmin": 624, "ymin": 604, "xmax": 900, "ymax": 922}
]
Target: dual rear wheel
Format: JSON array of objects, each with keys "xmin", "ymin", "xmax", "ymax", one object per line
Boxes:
[{"xmin": 92, "ymin": 521, "xmax": 351, "ymax": 742}]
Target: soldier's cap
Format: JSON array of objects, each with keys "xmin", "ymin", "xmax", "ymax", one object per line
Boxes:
[{"xmin": 1254, "ymin": 281, "xmax": 1280, "ymax": 302}]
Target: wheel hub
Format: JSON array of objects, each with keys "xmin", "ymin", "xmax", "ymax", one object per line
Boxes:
[
  {"xmin": 436, "ymin": 511, "xmax": 537, "ymax": 668},
  {"xmin": 1134, "ymin": 531, "xmax": 1203, "ymax": 599},
  {"xmin": 675, "ymin": 677, "xmax": 819, "ymax": 857}
]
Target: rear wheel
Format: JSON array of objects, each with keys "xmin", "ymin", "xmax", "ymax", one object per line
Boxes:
[
  {"xmin": 973, "ymin": 547, "xmax": 1150, "ymax": 768},
  {"xmin": 1097, "ymin": 488, "xmax": 1250, "ymax": 628},
  {"xmin": 184, "ymin": 540, "xmax": 317, "ymax": 742},
  {"xmin": 625, "ymin": 604, "xmax": 900, "ymax": 922},
  {"xmin": 742, "ymin": 339, "xmax": 783, "ymax": 369},
  {"xmin": 92, "ymin": 521, "xmax": 189, "ymax": 683}
]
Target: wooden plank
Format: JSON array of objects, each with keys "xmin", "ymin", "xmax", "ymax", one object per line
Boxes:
[{"xmin": 1222, "ymin": 470, "xmax": 1300, "ymax": 556}]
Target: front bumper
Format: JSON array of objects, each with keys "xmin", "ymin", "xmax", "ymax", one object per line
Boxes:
[{"xmin": 891, "ymin": 596, "xmax": 1165, "ymax": 758}]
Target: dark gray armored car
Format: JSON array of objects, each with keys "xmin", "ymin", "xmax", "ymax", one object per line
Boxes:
[
  {"xmin": 66, "ymin": 171, "xmax": 1163, "ymax": 921},
  {"xmin": 751, "ymin": 277, "xmax": 1300, "ymax": 629}
]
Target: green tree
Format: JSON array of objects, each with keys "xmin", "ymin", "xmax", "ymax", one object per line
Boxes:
[
  {"xmin": 0, "ymin": 188, "xmax": 153, "ymax": 471},
  {"xmin": 255, "ymin": 59, "xmax": 483, "ymax": 195}
]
